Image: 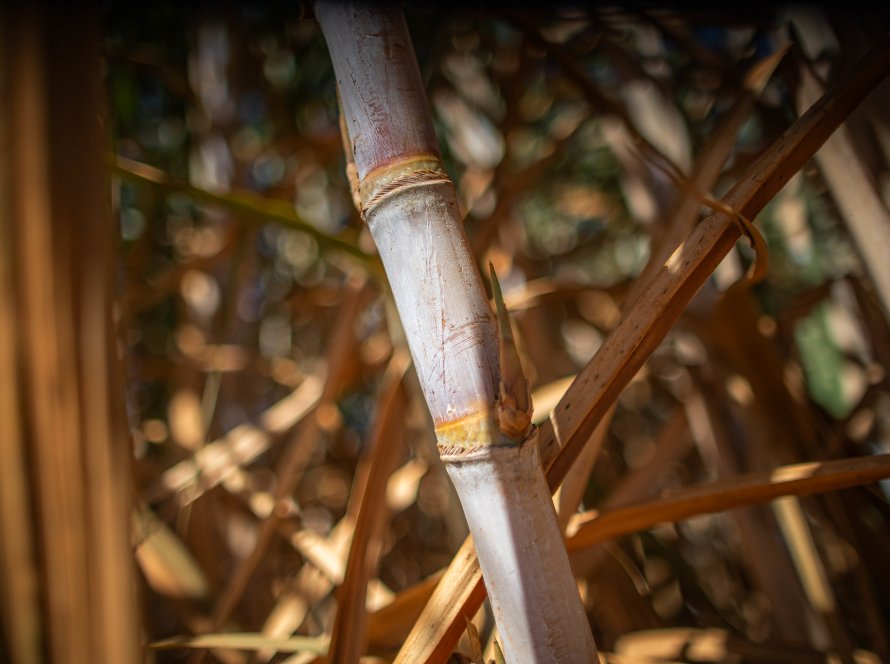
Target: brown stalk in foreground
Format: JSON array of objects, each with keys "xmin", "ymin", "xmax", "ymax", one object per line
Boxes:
[
  {"xmin": 0, "ymin": 6, "xmax": 139, "ymax": 663},
  {"xmin": 395, "ymin": 36, "xmax": 890, "ymax": 663}
]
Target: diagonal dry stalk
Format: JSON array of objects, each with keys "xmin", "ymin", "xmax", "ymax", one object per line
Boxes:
[
  {"xmin": 565, "ymin": 453, "xmax": 890, "ymax": 551},
  {"xmin": 395, "ymin": 37, "xmax": 890, "ymax": 662},
  {"xmin": 326, "ymin": 351, "xmax": 410, "ymax": 662},
  {"xmin": 317, "ymin": 3, "xmax": 597, "ymax": 661},
  {"xmin": 622, "ymin": 47, "xmax": 789, "ymax": 308}
]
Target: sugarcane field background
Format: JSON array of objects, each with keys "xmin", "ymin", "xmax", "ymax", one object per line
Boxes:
[{"xmin": 3, "ymin": 2, "xmax": 890, "ymax": 662}]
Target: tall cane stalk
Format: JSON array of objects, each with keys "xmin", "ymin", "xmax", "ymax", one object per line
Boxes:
[{"xmin": 316, "ymin": 3, "xmax": 597, "ymax": 661}]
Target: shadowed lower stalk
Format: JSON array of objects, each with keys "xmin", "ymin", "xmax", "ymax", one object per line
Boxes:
[{"xmin": 316, "ymin": 3, "xmax": 597, "ymax": 661}]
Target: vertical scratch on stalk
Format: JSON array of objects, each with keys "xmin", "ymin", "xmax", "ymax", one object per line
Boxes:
[{"xmin": 427, "ymin": 212, "xmax": 447, "ymax": 406}]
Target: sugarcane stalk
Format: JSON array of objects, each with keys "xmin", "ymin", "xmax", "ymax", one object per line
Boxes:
[{"xmin": 316, "ymin": 3, "xmax": 596, "ymax": 661}]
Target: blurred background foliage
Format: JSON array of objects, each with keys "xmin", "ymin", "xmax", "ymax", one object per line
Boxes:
[{"xmin": 105, "ymin": 2, "xmax": 890, "ymax": 661}]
